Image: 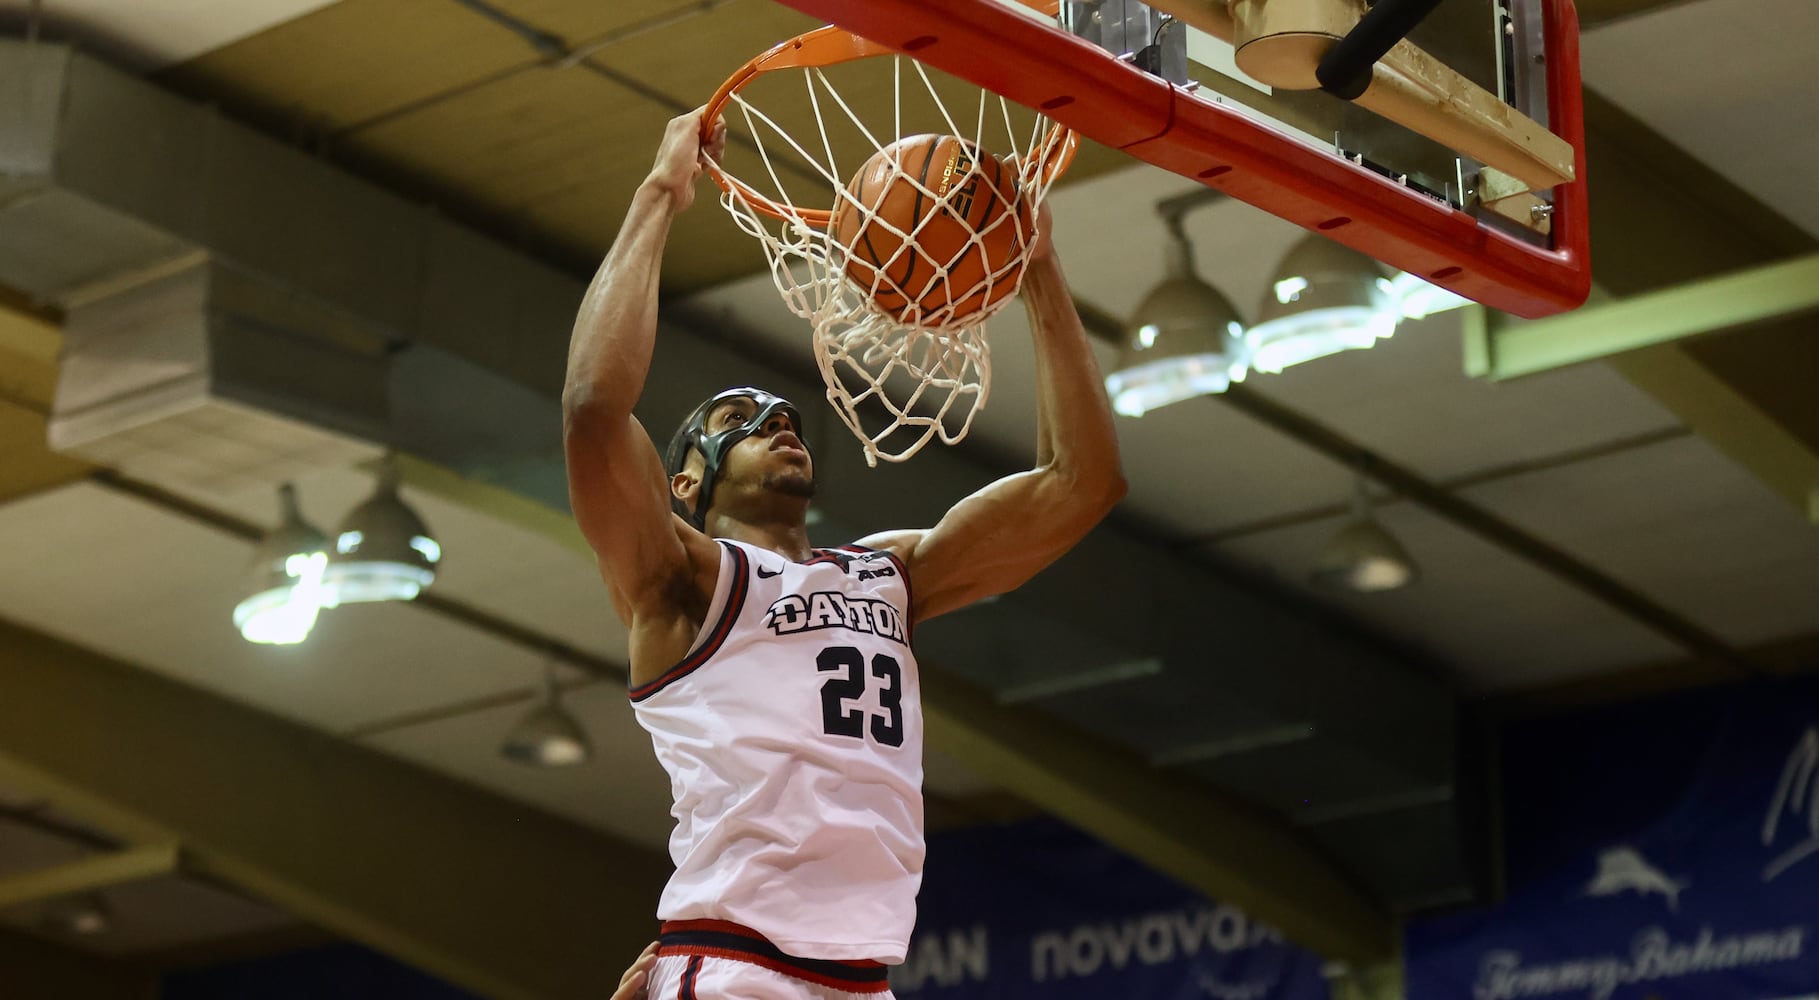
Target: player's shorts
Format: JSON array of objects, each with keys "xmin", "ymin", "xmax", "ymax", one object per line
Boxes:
[{"xmin": 649, "ymin": 920, "xmax": 896, "ymax": 1000}]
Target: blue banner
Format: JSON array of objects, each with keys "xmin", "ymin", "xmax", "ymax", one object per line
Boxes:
[
  {"xmin": 1408, "ymin": 677, "xmax": 1819, "ymax": 1000},
  {"xmin": 894, "ymin": 818, "xmax": 1330, "ymax": 1000}
]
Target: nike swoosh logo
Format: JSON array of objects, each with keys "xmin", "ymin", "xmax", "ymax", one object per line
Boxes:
[{"xmin": 756, "ymin": 565, "xmax": 783, "ymax": 579}]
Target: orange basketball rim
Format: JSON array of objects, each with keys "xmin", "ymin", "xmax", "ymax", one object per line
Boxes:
[{"xmin": 701, "ymin": 18, "xmax": 1078, "ymax": 228}]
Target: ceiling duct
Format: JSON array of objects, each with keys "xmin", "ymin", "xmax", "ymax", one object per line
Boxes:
[{"xmin": 48, "ymin": 261, "xmax": 386, "ymax": 498}]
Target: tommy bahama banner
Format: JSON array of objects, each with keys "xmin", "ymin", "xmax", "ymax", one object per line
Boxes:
[
  {"xmin": 895, "ymin": 817, "xmax": 1330, "ymax": 1000},
  {"xmin": 1407, "ymin": 676, "xmax": 1819, "ymax": 1000}
]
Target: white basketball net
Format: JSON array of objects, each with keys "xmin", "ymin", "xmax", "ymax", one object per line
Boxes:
[{"xmin": 705, "ymin": 55, "xmax": 1073, "ymax": 466}]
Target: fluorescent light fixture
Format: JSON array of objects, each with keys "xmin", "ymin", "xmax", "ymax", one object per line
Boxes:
[
  {"xmin": 234, "ymin": 483, "xmax": 330, "ymax": 645},
  {"xmin": 1106, "ymin": 217, "xmax": 1248, "ymax": 417},
  {"xmin": 502, "ymin": 664, "xmax": 593, "ymax": 767},
  {"xmin": 323, "ymin": 457, "xmax": 440, "ymax": 605},
  {"xmin": 1249, "ymin": 234, "xmax": 1399, "ymax": 374}
]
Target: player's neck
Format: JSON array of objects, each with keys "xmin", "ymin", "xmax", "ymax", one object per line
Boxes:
[{"xmin": 709, "ymin": 511, "xmax": 813, "ymax": 563}]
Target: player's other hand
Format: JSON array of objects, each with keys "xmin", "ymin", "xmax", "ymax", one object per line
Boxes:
[
  {"xmin": 612, "ymin": 941, "xmax": 659, "ymax": 1000},
  {"xmin": 647, "ymin": 108, "xmax": 726, "ymax": 212}
]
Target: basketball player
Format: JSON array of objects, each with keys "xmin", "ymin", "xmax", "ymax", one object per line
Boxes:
[{"xmin": 563, "ymin": 109, "xmax": 1125, "ymax": 999}]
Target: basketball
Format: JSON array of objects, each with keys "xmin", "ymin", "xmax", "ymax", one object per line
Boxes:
[{"xmin": 830, "ymin": 134, "xmax": 1034, "ymax": 325}]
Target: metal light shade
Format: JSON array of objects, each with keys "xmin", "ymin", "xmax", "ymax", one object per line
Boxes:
[
  {"xmin": 233, "ymin": 483, "xmax": 330, "ymax": 645},
  {"xmin": 1387, "ymin": 270, "xmax": 1472, "ymax": 320},
  {"xmin": 1106, "ymin": 228, "xmax": 1247, "ymax": 417},
  {"xmin": 1249, "ymin": 234, "xmax": 1397, "ymax": 374},
  {"xmin": 502, "ymin": 670, "xmax": 593, "ymax": 767},
  {"xmin": 1312, "ymin": 477, "xmax": 1418, "ymax": 593},
  {"xmin": 40, "ymin": 892, "xmax": 112, "ymax": 937},
  {"xmin": 323, "ymin": 459, "xmax": 440, "ymax": 605}
]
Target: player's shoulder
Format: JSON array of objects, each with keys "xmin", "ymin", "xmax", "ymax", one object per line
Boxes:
[{"xmin": 847, "ymin": 529, "xmax": 921, "ymax": 567}]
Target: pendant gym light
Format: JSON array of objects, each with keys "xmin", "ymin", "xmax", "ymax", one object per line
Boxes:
[
  {"xmin": 322, "ymin": 456, "xmax": 440, "ymax": 605},
  {"xmin": 39, "ymin": 892, "xmax": 113, "ymax": 937},
  {"xmin": 501, "ymin": 662, "xmax": 593, "ymax": 767},
  {"xmin": 1105, "ymin": 211, "xmax": 1247, "ymax": 417},
  {"xmin": 1249, "ymin": 233, "xmax": 1399, "ymax": 374},
  {"xmin": 1387, "ymin": 270, "xmax": 1473, "ymax": 321},
  {"xmin": 1312, "ymin": 474, "xmax": 1419, "ymax": 593},
  {"xmin": 233, "ymin": 483, "xmax": 330, "ymax": 645}
]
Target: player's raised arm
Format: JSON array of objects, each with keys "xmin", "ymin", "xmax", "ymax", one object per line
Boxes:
[
  {"xmin": 862, "ymin": 205, "xmax": 1127, "ymax": 622},
  {"xmin": 563, "ymin": 110, "xmax": 726, "ymax": 623}
]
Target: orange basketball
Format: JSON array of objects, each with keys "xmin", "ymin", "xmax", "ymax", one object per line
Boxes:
[{"xmin": 831, "ymin": 134, "xmax": 1034, "ymax": 325}]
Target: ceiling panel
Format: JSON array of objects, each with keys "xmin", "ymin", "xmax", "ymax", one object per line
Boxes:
[
  {"xmin": 11, "ymin": 874, "xmax": 298, "ymax": 956},
  {"xmin": 347, "ymin": 66, "xmax": 661, "ymax": 208},
  {"xmin": 357, "ymin": 679, "xmax": 677, "ymax": 852},
  {"xmin": 0, "ymin": 0, "xmax": 339, "ymax": 71},
  {"xmin": 1035, "ymin": 668, "xmax": 1309, "ymax": 762},
  {"xmin": 675, "ymin": 271, "xmax": 853, "ymax": 394},
  {"xmin": 1461, "ymin": 433, "xmax": 1819, "ymax": 648},
  {"xmin": 1582, "ymin": 0, "xmax": 1819, "ymax": 239},
  {"xmin": 1210, "ymin": 500, "xmax": 1687, "ymax": 690},
  {"xmin": 1174, "ymin": 737, "xmax": 1442, "ymax": 820},
  {"xmin": 1253, "ymin": 311, "xmax": 1687, "ymax": 484},
  {"xmin": 585, "ymin": 0, "xmax": 817, "ymax": 97},
  {"xmin": 160, "ymin": 0, "xmax": 536, "ymax": 132},
  {"xmin": 487, "ymin": 0, "xmax": 734, "ymax": 47},
  {"xmin": 1112, "ymin": 395, "xmax": 1364, "ymax": 539},
  {"xmin": 536, "ymin": 169, "xmax": 768, "ymax": 289},
  {"xmin": 466, "ymin": 565, "xmax": 629, "ymax": 665},
  {"xmin": 332, "ymin": 58, "xmax": 764, "ymax": 280},
  {"xmin": 0, "ymin": 821, "xmax": 88, "ymax": 879}
]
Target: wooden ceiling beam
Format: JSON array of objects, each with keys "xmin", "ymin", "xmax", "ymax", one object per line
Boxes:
[{"xmin": 0, "ymin": 844, "xmax": 181, "ymax": 911}]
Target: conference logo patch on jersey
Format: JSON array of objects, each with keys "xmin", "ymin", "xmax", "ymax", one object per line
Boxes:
[{"xmin": 765, "ymin": 591, "xmax": 908, "ymax": 645}]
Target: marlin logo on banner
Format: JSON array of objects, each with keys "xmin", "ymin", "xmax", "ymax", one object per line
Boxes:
[
  {"xmin": 1583, "ymin": 847, "xmax": 1688, "ymax": 911},
  {"xmin": 1406, "ymin": 681, "xmax": 1819, "ymax": 1000},
  {"xmin": 1762, "ymin": 727, "xmax": 1819, "ymax": 883}
]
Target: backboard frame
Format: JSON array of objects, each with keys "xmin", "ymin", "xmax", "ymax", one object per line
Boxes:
[{"xmin": 768, "ymin": 0, "xmax": 1590, "ymax": 319}]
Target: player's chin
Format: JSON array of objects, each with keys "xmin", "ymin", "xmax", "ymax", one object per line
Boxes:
[
  {"xmin": 770, "ymin": 447, "xmax": 812, "ymax": 474},
  {"xmin": 764, "ymin": 469, "xmax": 816, "ymax": 500}
]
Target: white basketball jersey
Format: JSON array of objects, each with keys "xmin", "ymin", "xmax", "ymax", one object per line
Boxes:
[{"xmin": 630, "ymin": 539, "xmax": 924, "ymax": 964}]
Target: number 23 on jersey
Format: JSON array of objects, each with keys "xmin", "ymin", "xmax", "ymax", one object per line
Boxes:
[{"xmin": 816, "ymin": 645, "xmax": 904, "ymax": 747}]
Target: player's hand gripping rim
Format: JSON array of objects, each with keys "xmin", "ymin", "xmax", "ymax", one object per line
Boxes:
[{"xmin": 646, "ymin": 108, "xmax": 727, "ymax": 212}]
